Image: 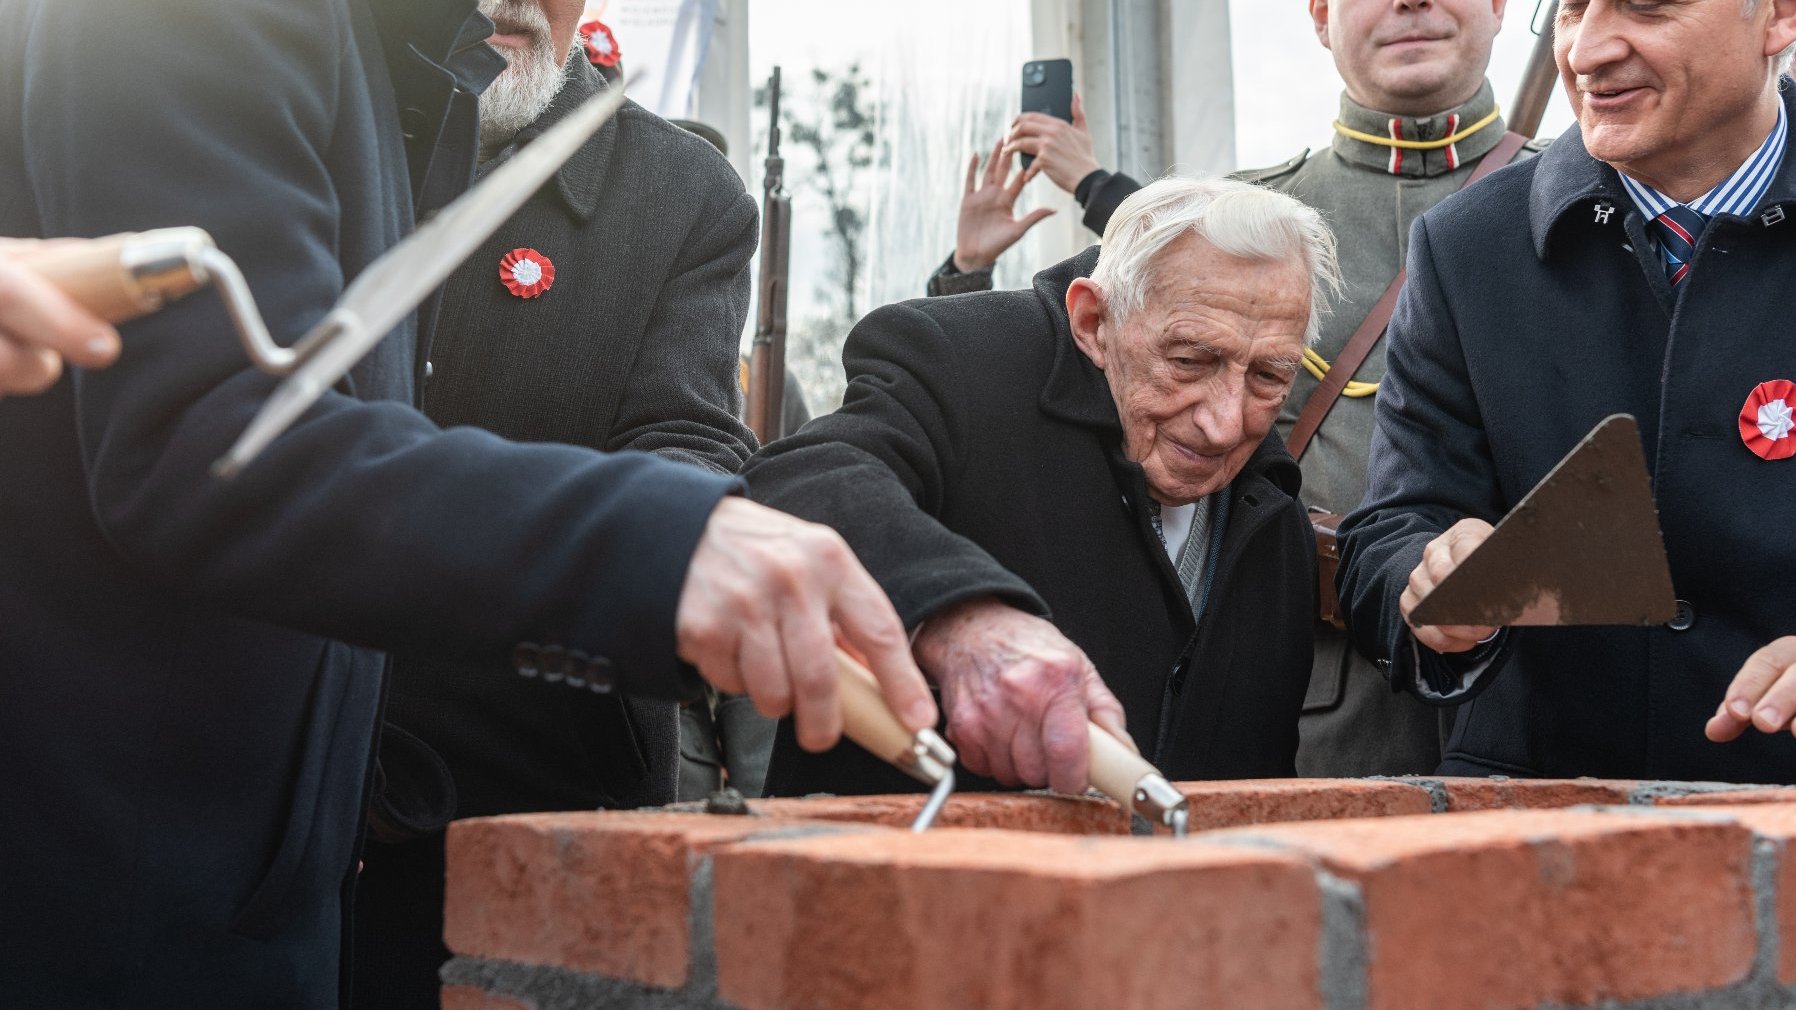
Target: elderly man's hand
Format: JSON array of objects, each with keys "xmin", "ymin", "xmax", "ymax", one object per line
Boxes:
[
  {"xmin": 0, "ymin": 239, "xmax": 121, "ymax": 397},
  {"xmin": 1004, "ymin": 93, "xmax": 1102, "ymax": 195},
  {"xmin": 953, "ymin": 137, "xmax": 1055, "ymax": 274},
  {"xmin": 1706, "ymin": 637, "xmax": 1796, "ymax": 742},
  {"xmin": 676, "ymin": 497, "xmax": 938, "ymax": 753},
  {"xmin": 1400, "ymin": 518, "xmax": 1500, "ymax": 653},
  {"xmin": 913, "ymin": 596, "xmax": 1131, "ymax": 795}
]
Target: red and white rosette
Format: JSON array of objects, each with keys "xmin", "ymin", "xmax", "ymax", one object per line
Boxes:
[
  {"xmin": 1740, "ymin": 379, "xmax": 1796, "ymax": 460},
  {"xmin": 499, "ymin": 247, "xmax": 554, "ymax": 299},
  {"xmin": 580, "ymin": 19, "xmax": 622, "ymax": 69}
]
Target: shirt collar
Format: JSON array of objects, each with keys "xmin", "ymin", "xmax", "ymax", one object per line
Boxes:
[
  {"xmin": 1330, "ymin": 80, "xmax": 1506, "ymax": 178},
  {"xmin": 1617, "ymin": 99, "xmax": 1788, "ymax": 221}
]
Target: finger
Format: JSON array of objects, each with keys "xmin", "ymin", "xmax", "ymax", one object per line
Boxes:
[
  {"xmin": 1002, "ymin": 136, "xmax": 1042, "ymax": 161},
  {"xmin": 0, "ymin": 338, "xmax": 62, "ymax": 396},
  {"xmin": 1083, "ymin": 671, "xmax": 1134, "ymax": 754},
  {"xmin": 829, "ymin": 546, "xmax": 937, "ymax": 732},
  {"xmin": 981, "ymin": 715, "xmax": 1021, "ymax": 786},
  {"xmin": 946, "ymin": 708, "xmax": 996, "ymax": 782},
  {"xmin": 1003, "ymin": 158, "xmax": 1039, "ymax": 201},
  {"xmin": 1722, "ymin": 637, "xmax": 1796, "ymax": 726},
  {"xmin": 781, "ymin": 604, "xmax": 842, "ymax": 751},
  {"xmin": 1752, "ymin": 662, "xmax": 1796, "ymax": 735},
  {"xmin": 0, "ymin": 260, "xmax": 121, "ymax": 369},
  {"xmin": 984, "ymin": 135, "xmax": 1006, "ymax": 188},
  {"xmin": 1008, "ymin": 706, "xmax": 1050, "ymax": 787},
  {"xmin": 736, "ymin": 620, "xmax": 795, "ymax": 722},
  {"xmin": 1445, "ymin": 524, "xmax": 1489, "ymax": 565},
  {"xmin": 1071, "ymin": 91, "xmax": 1086, "ymax": 129},
  {"xmin": 1041, "ymin": 688, "xmax": 1092, "ymax": 795},
  {"xmin": 1014, "ymin": 207, "xmax": 1056, "ymax": 233},
  {"xmin": 964, "ymin": 152, "xmax": 979, "ymax": 195}
]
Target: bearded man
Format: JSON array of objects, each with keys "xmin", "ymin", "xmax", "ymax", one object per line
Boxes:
[{"xmin": 351, "ymin": 2, "xmax": 760, "ymax": 1005}]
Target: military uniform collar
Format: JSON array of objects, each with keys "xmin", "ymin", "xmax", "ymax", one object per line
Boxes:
[
  {"xmin": 488, "ymin": 60, "xmax": 620, "ymax": 223},
  {"xmin": 369, "ymin": 0, "xmax": 507, "ymax": 93},
  {"xmin": 1528, "ymin": 84, "xmax": 1796, "ymax": 260},
  {"xmin": 1331, "ymin": 80, "xmax": 1504, "ymax": 178}
]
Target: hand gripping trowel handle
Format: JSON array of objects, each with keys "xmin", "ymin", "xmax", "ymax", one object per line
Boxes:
[
  {"xmin": 834, "ymin": 647, "xmax": 957, "ymax": 832},
  {"xmin": 32, "ymin": 228, "xmax": 314, "ymax": 375},
  {"xmin": 1088, "ymin": 724, "xmax": 1190, "ymax": 837}
]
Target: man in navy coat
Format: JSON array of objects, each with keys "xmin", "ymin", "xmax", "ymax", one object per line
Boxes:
[
  {"xmin": 0, "ymin": 0, "xmax": 933, "ymax": 1006},
  {"xmin": 1340, "ymin": 0, "xmax": 1796, "ymax": 782}
]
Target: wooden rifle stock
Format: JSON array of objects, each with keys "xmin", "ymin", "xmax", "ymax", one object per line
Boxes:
[
  {"xmin": 747, "ymin": 66, "xmax": 791, "ymax": 445},
  {"xmin": 1509, "ymin": 1, "xmax": 1560, "ymax": 138}
]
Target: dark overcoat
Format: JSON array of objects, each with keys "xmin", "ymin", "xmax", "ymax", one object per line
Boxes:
[
  {"xmin": 745, "ymin": 249, "xmax": 1314, "ymax": 794},
  {"xmin": 0, "ymin": 1, "xmax": 734, "ymax": 1005},
  {"xmin": 354, "ymin": 61, "xmax": 759, "ymax": 1010},
  {"xmin": 1339, "ymin": 87, "xmax": 1796, "ymax": 783}
]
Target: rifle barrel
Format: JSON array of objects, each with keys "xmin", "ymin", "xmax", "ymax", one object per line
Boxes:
[{"xmin": 1510, "ymin": 1, "xmax": 1560, "ymax": 138}]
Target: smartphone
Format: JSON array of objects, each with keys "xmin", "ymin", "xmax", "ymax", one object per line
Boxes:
[{"xmin": 1020, "ymin": 58, "xmax": 1073, "ymax": 168}]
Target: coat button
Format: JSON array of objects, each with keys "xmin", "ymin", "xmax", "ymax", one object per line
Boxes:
[
  {"xmin": 1667, "ymin": 600, "xmax": 1696, "ymax": 632},
  {"xmin": 399, "ymin": 106, "xmax": 431, "ymax": 140},
  {"xmin": 424, "ymin": 360, "xmax": 434, "ymax": 379}
]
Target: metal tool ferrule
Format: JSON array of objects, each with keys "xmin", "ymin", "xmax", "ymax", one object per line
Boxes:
[
  {"xmin": 118, "ymin": 227, "xmax": 216, "ymax": 309},
  {"xmin": 1132, "ymin": 773, "xmax": 1190, "ymax": 833},
  {"xmin": 899, "ymin": 727, "xmax": 955, "ymax": 786}
]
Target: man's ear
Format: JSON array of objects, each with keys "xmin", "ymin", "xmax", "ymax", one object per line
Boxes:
[
  {"xmin": 1309, "ymin": 0, "xmax": 1332, "ymax": 51},
  {"xmin": 1765, "ymin": 0, "xmax": 1796, "ymax": 61},
  {"xmin": 1067, "ymin": 278, "xmax": 1107, "ymax": 370}
]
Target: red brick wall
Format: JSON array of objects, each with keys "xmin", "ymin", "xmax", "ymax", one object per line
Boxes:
[{"xmin": 441, "ymin": 778, "xmax": 1796, "ymax": 1010}]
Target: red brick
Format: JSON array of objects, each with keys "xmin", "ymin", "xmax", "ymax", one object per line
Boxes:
[
  {"xmin": 1173, "ymin": 778, "xmax": 1434, "ymax": 830},
  {"xmin": 443, "ymin": 811, "xmax": 880, "ymax": 987},
  {"xmin": 1435, "ymin": 777, "xmax": 1638, "ymax": 811},
  {"xmin": 713, "ymin": 829, "xmax": 1322, "ymax": 1010},
  {"xmin": 1656, "ymin": 787, "xmax": 1796, "ymax": 807},
  {"xmin": 1703, "ymin": 804, "xmax": 1796, "ymax": 984},
  {"xmin": 1211, "ymin": 809, "xmax": 1754, "ymax": 1010},
  {"xmin": 439, "ymin": 985, "xmax": 534, "ymax": 1010},
  {"xmin": 748, "ymin": 792, "xmax": 1129, "ymax": 834}
]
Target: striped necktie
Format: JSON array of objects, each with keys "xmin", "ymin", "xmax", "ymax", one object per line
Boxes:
[{"xmin": 1650, "ymin": 204, "xmax": 1707, "ymax": 287}]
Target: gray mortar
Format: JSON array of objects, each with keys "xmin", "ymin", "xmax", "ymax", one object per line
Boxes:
[
  {"xmin": 1367, "ymin": 775, "xmax": 1449, "ymax": 813},
  {"xmin": 442, "ymin": 955, "xmax": 732, "ymax": 1010},
  {"xmin": 1316, "ymin": 869, "xmax": 1369, "ymax": 1010},
  {"xmin": 1628, "ymin": 782, "xmax": 1779, "ymax": 805}
]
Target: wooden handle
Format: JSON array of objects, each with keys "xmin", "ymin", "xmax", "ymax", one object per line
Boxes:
[
  {"xmin": 33, "ymin": 229, "xmax": 212, "ymax": 324},
  {"xmin": 1087, "ymin": 722, "xmax": 1156, "ymax": 806},
  {"xmin": 835, "ymin": 647, "xmax": 918, "ymax": 768}
]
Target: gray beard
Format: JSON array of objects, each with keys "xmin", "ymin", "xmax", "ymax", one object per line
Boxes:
[{"xmin": 478, "ymin": 28, "xmax": 579, "ymax": 158}]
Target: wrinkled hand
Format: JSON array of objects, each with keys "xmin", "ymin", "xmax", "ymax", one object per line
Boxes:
[
  {"xmin": 952, "ymin": 136, "xmax": 1055, "ymax": 274},
  {"xmin": 1004, "ymin": 92, "xmax": 1102, "ymax": 195},
  {"xmin": 1400, "ymin": 518, "xmax": 1499, "ymax": 653},
  {"xmin": 1707, "ymin": 637, "xmax": 1796, "ymax": 742},
  {"xmin": 0, "ymin": 239, "xmax": 120, "ymax": 397},
  {"xmin": 912, "ymin": 596, "xmax": 1130, "ymax": 795},
  {"xmin": 676, "ymin": 497, "xmax": 938, "ymax": 752}
]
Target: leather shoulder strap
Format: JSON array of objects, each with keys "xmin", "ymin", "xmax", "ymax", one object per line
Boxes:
[{"xmin": 1286, "ymin": 130, "xmax": 1529, "ymax": 461}]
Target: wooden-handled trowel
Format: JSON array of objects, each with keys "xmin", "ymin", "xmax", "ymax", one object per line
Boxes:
[
  {"xmin": 1409, "ymin": 414, "xmax": 1677, "ymax": 627},
  {"xmin": 835, "ymin": 648, "xmax": 1190, "ymax": 836},
  {"xmin": 29, "ymin": 82, "xmax": 632, "ymax": 477}
]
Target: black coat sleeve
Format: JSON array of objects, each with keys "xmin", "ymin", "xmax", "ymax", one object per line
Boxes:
[
  {"xmin": 1338, "ymin": 215, "xmax": 1516, "ymax": 704},
  {"xmin": 741, "ymin": 301, "xmax": 1046, "ymax": 627},
  {"xmin": 1076, "ymin": 169, "xmax": 1143, "ymax": 235},
  {"xmin": 605, "ymin": 143, "xmax": 759, "ymax": 474},
  {"xmin": 22, "ymin": 0, "xmax": 731, "ymax": 696}
]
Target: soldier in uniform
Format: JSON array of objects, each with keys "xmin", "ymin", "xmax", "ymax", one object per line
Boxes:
[{"xmin": 930, "ymin": 0, "xmax": 1538, "ymax": 777}]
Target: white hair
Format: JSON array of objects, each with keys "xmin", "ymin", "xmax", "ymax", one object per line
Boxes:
[
  {"xmin": 1089, "ymin": 176, "xmax": 1342, "ymax": 346},
  {"xmin": 1744, "ymin": 0, "xmax": 1796, "ymax": 75}
]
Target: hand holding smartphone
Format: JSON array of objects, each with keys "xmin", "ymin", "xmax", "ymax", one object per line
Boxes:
[{"xmin": 1019, "ymin": 59, "xmax": 1074, "ymax": 169}]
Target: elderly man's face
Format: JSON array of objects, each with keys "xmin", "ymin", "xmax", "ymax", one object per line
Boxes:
[
  {"xmin": 1555, "ymin": 0, "xmax": 1796, "ymax": 194},
  {"xmin": 1311, "ymin": 0, "xmax": 1507, "ymax": 116},
  {"xmin": 1068, "ymin": 235, "xmax": 1310, "ymax": 507}
]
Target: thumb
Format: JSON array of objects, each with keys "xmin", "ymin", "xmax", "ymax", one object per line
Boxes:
[
  {"xmin": 1071, "ymin": 91, "xmax": 1087, "ymax": 129},
  {"xmin": 1019, "ymin": 207, "xmax": 1057, "ymax": 230},
  {"xmin": 1083, "ymin": 672, "xmax": 1135, "ymax": 754}
]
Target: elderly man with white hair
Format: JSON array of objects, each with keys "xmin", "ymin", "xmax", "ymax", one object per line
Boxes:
[{"xmin": 745, "ymin": 176, "xmax": 1341, "ymax": 795}]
